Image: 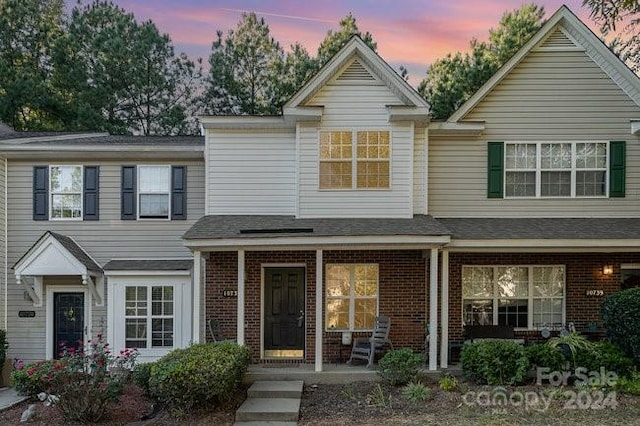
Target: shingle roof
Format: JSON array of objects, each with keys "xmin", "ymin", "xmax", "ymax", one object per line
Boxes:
[
  {"xmin": 103, "ymin": 259, "xmax": 193, "ymax": 271},
  {"xmin": 439, "ymin": 218, "xmax": 640, "ymax": 240},
  {"xmin": 183, "ymin": 215, "xmax": 451, "ymax": 240},
  {"xmin": 48, "ymin": 232, "xmax": 102, "ymax": 271},
  {"xmin": 13, "ymin": 135, "xmax": 204, "ymax": 146}
]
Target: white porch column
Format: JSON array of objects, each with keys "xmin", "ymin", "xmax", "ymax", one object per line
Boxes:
[
  {"xmin": 315, "ymin": 249, "xmax": 323, "ymax": 372},
  {"xmin": 237, "ymin": 249, "xmax": 245, "ymax": 345},
  {"xmin": 192, "ymin": 250, "xmax": 202, "ymax": 343},
  {"xmin": 440, "ymin": 249, "xmax": 449, "ymax": 369},
  {"xmin": 429, "ymin": 248, "xmax": 439, "ymax": 370}
]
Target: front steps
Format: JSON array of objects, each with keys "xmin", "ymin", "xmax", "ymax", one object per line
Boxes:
[{"xmin": 234, "ymin": 380, "xmax": 303, "ymax": 426}]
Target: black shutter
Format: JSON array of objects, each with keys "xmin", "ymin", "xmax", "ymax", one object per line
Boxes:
[
  {"xmin": 171, "ymin": 166, "xmax": 187, "ymax": 220},
  {"xmin": 83, "ymin": 166, "xmax": 99, "ymax": 220},
  {"xmin": 487, "ymin": 142, "xmax": 504, "ymax": 198},
  {"xmin": 609, "ymin": 141, "xmax": 626, "ymax": 198},
  {"xmin": 121, "ymin": 166, "xmax": 136, "ymax": 220},
  {"xmin": 33, "ymin": 166, "xmax": 49, "ymax": 221}
]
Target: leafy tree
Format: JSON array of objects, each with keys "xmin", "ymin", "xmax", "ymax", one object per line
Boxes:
[
  {"xmin": 204, "ymin": 12, "xmax": 285, "ymax": 115},
  {"xmin": 0, "ymin": 0, "xmax": 65, "ymax": 130},
  {"xmin": 53, "ymin": 1, "xmax": 201, "ymax": 135},
  {"xmin": 583, "ymin": 0, "xmax": 640, "ymax": 74},
  {"xmin": 419, "ymin": 3, "xmax": 545, "ymax": 120},
  {"xmin": 316, "ymin": 13, "xmax": 377, "ymax": 67}
]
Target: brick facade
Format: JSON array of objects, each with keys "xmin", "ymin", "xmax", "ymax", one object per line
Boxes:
[{"xmin": 206, "ymin": 249, "xmax": 637, "ymax": 365}]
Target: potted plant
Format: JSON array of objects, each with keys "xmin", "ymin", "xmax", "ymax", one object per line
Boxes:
[{"xmin": 547, "ymin": 331, "xmax": 592, "ymax": 371}]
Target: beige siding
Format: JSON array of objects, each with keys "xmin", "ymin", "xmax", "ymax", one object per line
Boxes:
[
  {"xmin": 299, "ymin": 82, "xmax": 414, "ymax": 218},
  {"xmin": 206, "ymin": 129, "xmax": 296, "ymax": 215},
  {"xmin": 429, "ymin": 46, "xmax": 640, "ymax": 218},
  {"xmin": 7, "ymin": 160, "xmax": 204, "ymax": 361},
  {"xmin": 0, "ymin": 158, "xmax": 6, "ymax": 330}
]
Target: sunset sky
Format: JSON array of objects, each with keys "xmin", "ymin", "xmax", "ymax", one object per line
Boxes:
[{"xmin": 108, "ymin": 0, "xmax": 599, "ymax": 86}]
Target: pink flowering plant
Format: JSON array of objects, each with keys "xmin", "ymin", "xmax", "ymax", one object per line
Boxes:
[{"xmin": 11, "ymin": 334, "xmax": 139, "ymax": 423}]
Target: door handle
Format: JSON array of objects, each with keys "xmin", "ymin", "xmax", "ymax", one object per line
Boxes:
[{"xmin": 297, "ymin": 310, "xmax": 304, "ymax": 327}]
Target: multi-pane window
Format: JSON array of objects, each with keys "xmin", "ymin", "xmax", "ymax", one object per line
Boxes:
[
  {"xmin": 138, "ymin": 166, "xmax": 170, "ymax": 219},
  {"xmin": 50, "ymin": 166, "xmax": 82, "ymax": 219},
  {"xmin": 462, "ymin": 266, "xmax": 565, "ymax": 329},
  {"xmin": 325, "ymin": 264, "xmax": 378, "ymax": 331},
  {"xmin": 125, "ymin": 285, "xmax": 174, "ymax": 348},
  {"xmin": 505, "ymin": 142, "xmax": 607, "ymax": 198},
  {"xmin": 319, "ymin": 130, "xmax": 390, "ymax": 190}
]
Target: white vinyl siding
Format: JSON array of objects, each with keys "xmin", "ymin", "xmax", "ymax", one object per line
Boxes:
[
  {"xmin": 5, "ymin": 160, "xmax": 204, "ymax": 362},
  {"xmin": 429, "ymin": 29, "xmax": 640, "ymax": 218},
  {"xmin": 0, "ymin": 158, "xmax": 5, "ymax": 329},
  {"xmin": 299, "ymin": 82, "xmax": 414, "ymax": 218},
  {"xmin": 206, "ymin": 129, "xmax": 296, "ymax": 215}
]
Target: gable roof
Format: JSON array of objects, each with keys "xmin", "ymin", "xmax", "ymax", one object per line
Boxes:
[
  {"xmin": 284, "ymin": 36, "xmax": 428, "ymax": 111},
  {"xmin": 448, "ymin": 5, "xmax": 640, "ymax": 122}
]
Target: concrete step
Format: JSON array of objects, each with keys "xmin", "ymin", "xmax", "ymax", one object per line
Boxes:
[
  {"xmin": 247, "ymin": 380, "xmax": 304, "ymax": 399},
  {"xmin": 235, "ymin": 397, "xmax": 300, "ymax": 422},
  {"xmin": 234, "ymin": 422, "xmax": 298, "ymax": 426}
]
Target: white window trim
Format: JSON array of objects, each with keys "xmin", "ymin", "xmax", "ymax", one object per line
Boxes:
[
  {"xmin": 504, "ymin": 141, "xmax": 609, "ymax": 199},
  {"xmin": 45, "ymin": 286, "xmax": 91, "ymax": 360},
  {"xmin": 325, "ymin": 263, "xmax": 379, "ymax": 332},
  {"xmin": 49, "ymin": 165, "xmax": 83, "ymax": 221},
  {"xmin": 461, "ymin": 265, "xmax": 566, "ymax": 331},
  {"xmin": 318, "ymin": 129, "xmax": 392, "ymax": 191},
  {"xmin": 107, "ymin": 273, "xmax": 191, "ymax": 362},
  {"xmin": 137, "ymin": 165, "xmax": 171, "ymax": 220}
]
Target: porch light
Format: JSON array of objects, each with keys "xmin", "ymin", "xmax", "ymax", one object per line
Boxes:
[{"xmin": 602, "ymin": 265, "xmax": 613, "ymax": 275}]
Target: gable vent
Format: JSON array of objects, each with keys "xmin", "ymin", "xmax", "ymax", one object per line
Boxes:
[
  {"xmin": 540, "ymin": 29, "xmax": 577, "ymax": 49},
  {"xmin": 336, "ymin": 59, "xmax": 376, "ymax": 82}
]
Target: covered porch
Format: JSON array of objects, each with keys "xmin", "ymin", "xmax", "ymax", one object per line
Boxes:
[{"xmin": 183, "ymin": 215, "xmax": 452, "ymax": 371}]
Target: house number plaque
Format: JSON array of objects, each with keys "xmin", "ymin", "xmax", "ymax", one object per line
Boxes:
[
  {"xmin": 18, "ymin": 311, "xmax": 36, "ymax": 318},
  {"xmin": 585, "ymin": 289, "xmax": 604, "ymax": 297},
  {"xmin": 222, "ymin": 289, "xmax": 238, "ymax": 297}
]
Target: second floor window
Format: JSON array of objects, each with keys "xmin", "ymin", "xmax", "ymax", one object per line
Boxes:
[
  {"xmin": 505, "ymin": 142, "xmax": 608, "ymax": 198},
  {"xmin": 319, "ymin": 130, "xmax": 390, "ymax": 190},
  {"xmin": 138, "ymin": 166, "xmax": 170, "ymax": 219},
  {"xmin": 50, "ymin": 166, "xmax": 82, "ymax": 219}
]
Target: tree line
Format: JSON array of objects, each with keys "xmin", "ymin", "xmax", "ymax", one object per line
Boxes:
[{"xmin": 0, "ymin": 0, "xmax": 635, "ymax": 135}]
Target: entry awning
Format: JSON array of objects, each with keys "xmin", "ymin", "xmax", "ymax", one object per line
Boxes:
[{"xmin": 13, "ymin": 231, "xmax": 103, "ymax": 306}]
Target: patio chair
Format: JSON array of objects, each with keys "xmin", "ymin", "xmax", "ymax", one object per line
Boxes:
[
  {"xmin": 347, "ymin": 315, "xmax": 393, "ymax": 368},
  {"xmin": 207, "ymin": 319, "xmax": 235, "ymax": 343}
]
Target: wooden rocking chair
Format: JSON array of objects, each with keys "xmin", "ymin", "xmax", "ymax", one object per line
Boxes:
[
  {"xmin": 347, "ymin": 315, "xmax": 393, "ymax": 368},
  {"xmin": 207, "ymin": 319, "xmax": 235, "ymax": 343}
]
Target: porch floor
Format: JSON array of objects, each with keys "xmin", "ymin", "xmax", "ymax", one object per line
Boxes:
[{"xmin": 244, "ymin": 363, "xmax": 462, "ymax": 385}]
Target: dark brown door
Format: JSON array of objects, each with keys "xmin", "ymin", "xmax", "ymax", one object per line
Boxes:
[
  {"xmin": 53, "ymin": 292, "xmax": 85, "ymax": 358},
  {"xmin": 264, "ymin": 268, "xmax": 305, "ymax": 352}
]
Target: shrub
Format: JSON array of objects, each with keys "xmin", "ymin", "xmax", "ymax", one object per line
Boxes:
[
  {"xmin": 377, "ymin": 348, "xmax": 425, "ymax": 386},
  {"xmin": 574, "ymin": 341, "xmax": 635, "ymax": 378},
  {"xmin": 525, "ymin": 343, "xmax": 566, "ymax": 372},
  {"xmin": 11, "ymin": 359, "xmax": 58, "ymax": 396},
  {"xmin": 547, "ymin": 332, "xmax": 592, "ymax": 369},
  {"xmin": 615, "ymin": 370, "xmax": 640, "ymax": 395},
  {"xmin": 461, "ymin": 340, "xmax": 529, "ymax": 385},
  {"xmin": 0, "ymin": 329, "xmax": 7, "ymax": 379},
  {"xmin": 439, "ymin": 373, "xmax": 459, "ymax": 392},
  {"xmin": 402, "ymin": 381, "xmax": 432, "ymax": 403},
  {"xmin": 148, "ymin": 342, "xmax": 250, "ymax": 410},
  {"xmin": 602, "ymin": 287, "xmax": 640, "ymax": 364},
  {"xmin": 132, "ymin": 362, "xmax": 155, "ymax": 395}
]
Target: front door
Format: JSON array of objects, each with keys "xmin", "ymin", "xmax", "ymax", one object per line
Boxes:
[
  {"xmin": 53, "ymin": 292, "xmax": 85, "ymax": 358},
  {"xmin": 264, "ymin": 267, "xmax": 305, "ymax": 358}
]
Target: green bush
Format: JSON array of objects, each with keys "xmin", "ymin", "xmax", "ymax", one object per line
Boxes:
[
  {"xmin": 615, "ymin": 370, "xmax": 640, "ymax": 395},
  {"xmin": 461, "ymin": 340, "xmax": 529, "ymax": 385},
  {"xmin": 132, "ymin": 362, "xmax": 155, "ymax": 395},
  {"xmin": 439, "ymin": 373, "xmax": 459, "ymax": 392},
  {"xmin": 0, "ymin": 329, "xmax": 7, "ymax": 379},
  {"xmin": 525, "ymin": 343, "xmax": 566, "ymax": 372},
  {"xmin": 402, "ymin": 381, "xmax": 432, "ymax": 403},
  {"xmin": 574, "ymin": 341, "xmax": 635, "ymax": 378},
  {"xmin": 11, "ymin": 359, "xmax": 58, "ymax": 396},
  {"xmin": 377, "ymin": 348, "xmax": 425, "ymax": 386},
  {"xmin": 148, "ymin": 342, "xmax": 250, "ymax": 410},
  {"xmin": 601, "ymin": 287, "xmax": 640, "ymax": 364}
]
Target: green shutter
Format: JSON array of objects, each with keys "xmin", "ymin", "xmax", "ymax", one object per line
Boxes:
[
  {"xmin": 609, "ymin": 141, "xmax": 626, "ymax": 197},
  {"xmin": 487, "ymin": 142, "xmax": 504, "ymax": 198}
]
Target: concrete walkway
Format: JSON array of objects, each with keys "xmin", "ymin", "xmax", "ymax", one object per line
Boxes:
[
  {"xmin": 234, "ymin": 380, "xmax": 303, "ymax": 426},
  {"xmin": 0, "ymin": 387, "xmax": 27, "ymax": 411}
]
